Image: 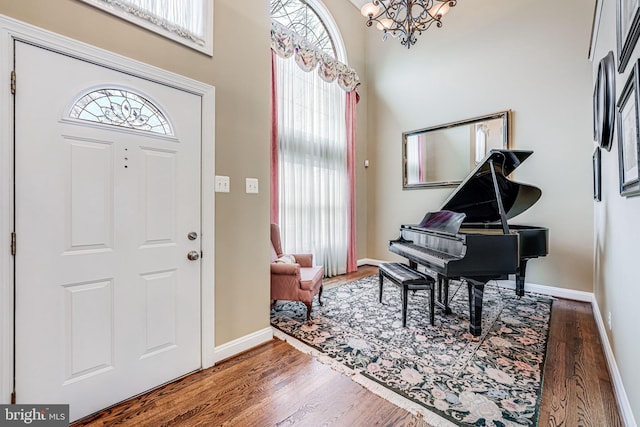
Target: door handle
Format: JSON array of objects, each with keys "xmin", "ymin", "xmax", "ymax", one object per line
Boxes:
[{"xmin": 187, "ymin": 251, "xmax": 200, "ymax": 261}]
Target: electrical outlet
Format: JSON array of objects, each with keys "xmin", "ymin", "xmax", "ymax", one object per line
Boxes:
[
  {"xmin": 215, "ymin": 175, "xmax": 230, "ymax": 193},
  {"xmin": 246, "ymin": 178, "xmax": 259, "ymax": 194},
  {"xmin": 607, "ymin": 312, "xmax": 612, "ymax": 330}
]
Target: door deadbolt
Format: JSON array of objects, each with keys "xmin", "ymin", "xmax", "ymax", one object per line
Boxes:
[{"xmin": 188, "ymin": 232, "xmax": 198, "ymax": 240}]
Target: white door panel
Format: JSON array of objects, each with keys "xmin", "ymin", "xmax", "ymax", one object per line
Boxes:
[{"xmin": 14, "ymin": 41, "xmax": 202, "ymax": 421}]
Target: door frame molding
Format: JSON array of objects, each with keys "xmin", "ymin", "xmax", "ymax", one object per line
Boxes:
[{"xmin": 0, "ymin": 14, "xmax": 216, "ymax": 403}]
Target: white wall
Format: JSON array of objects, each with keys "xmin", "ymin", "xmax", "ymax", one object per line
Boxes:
[
  {"xmin": 592, "ymin": 0, "xmax": 640, "ymax": 423},
  {"xmin": 365, "ymin": 0, "xmax": 596, "ymax": 292}
]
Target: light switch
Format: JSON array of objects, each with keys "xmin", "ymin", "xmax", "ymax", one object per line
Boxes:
[
  {"xmin": 246, "ymin": 178, "xmax": 259, "ymax": 194},
  {"xmin": 215, "ymin": 175, "xmax": 230, "ymax": 193}
]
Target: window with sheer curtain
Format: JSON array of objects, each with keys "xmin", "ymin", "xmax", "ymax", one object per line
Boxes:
[
  {"xmin": 275, "ymin": 54, "xmax": 348, "ymax": 277},
  {"xmin": 79, "ymin": 0, "xmax": 213, "ymax": 55},
  {"xmin": 270, "ymin": 0, "xmax": 359, "ymax": 277}
]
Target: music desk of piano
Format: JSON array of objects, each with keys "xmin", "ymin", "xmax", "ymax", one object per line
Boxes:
[{"xmin": 389, "ymin": 150, "xmax": 549, "ymax": 336}]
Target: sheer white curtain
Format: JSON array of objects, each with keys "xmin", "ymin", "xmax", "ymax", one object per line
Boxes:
[
  {"xmin": 276, "ymin": 54, "xmax": 348, "ymax": 277},
  {"xmin": 84, "ymin": 0, "xmax": 208, "ymax": 47},
  {"xmin": 117, "ymin": 0, "xmax": 205, "ymax": 37}
]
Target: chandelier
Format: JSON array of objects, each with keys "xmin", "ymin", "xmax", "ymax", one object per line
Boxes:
[{"xmin": 360, "ymin": 0, "xmax": 457, "ymax": 49}]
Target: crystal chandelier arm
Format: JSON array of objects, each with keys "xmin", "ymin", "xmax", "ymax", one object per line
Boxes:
[
  {"xmin": 361, "ymin": 0, "xmax": 456, "ymax": 49},
  {"xmin": 362, "ymin": 1, "xmax": 409, "ymax": 43},
  {"xmin": 362, "ymin": 1, "xmax": 404, "ymax": 28}
]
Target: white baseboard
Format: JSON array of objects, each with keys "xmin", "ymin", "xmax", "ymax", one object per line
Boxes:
[
  {"xmin": 357, "ymin": 258, "xmax": 381, "ymax": 266},
  {"xmin": 591, "ymin": 298, "xmax": 638, "ymax": 427},
  {"xmin": 211, "ymin": 327, "xmax": 273, "ymax": 365},
  {"xmin": 493, "ymin": 279, "xmax": 593, "ymax": 302}
]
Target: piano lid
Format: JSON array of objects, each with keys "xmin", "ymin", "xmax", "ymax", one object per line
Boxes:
[{"xmin": 440, "ymin": 149, "xmax": 542, "ymax": 223}]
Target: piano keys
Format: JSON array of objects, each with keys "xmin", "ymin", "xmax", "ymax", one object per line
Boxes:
[{"xmin": 389, "ymin": 149, "xmax": 548, "ymax": 336}]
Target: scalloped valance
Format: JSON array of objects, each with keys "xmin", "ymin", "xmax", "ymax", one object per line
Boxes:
[{"xmin": 270, "ymin": 20, "xmax": 360, "ymax": 92}]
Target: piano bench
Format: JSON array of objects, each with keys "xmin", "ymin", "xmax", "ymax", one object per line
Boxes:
[{"xmin": 378, "ymin": 263, "xmax": 435, "ymax": 327}]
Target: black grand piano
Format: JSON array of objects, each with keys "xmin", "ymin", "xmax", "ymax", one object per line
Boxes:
[{"xmin": 389, "ymin": 149, "xmax": 548, "ymax": 336}]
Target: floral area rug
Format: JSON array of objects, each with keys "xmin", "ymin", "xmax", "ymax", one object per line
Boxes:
[{"xmin": 270, "ymin": 275, "xmax": 553, "ymax": 427}]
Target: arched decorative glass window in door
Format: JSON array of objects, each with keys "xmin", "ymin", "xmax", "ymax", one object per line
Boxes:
[{"xmin": 69, "ymin": 88, "xmax": 173, "ymax": 136}]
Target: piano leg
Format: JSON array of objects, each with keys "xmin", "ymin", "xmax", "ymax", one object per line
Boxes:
[
  {"xmin": 443, "ymin": 277, "xmax": 451, "ymax": 314},
  {"xmin": 435, "ymin": 275, "xmax": 452, "ymax": 315},
  {"xmin": 515, "ymin": 259, "xmax": 529, "ymax": 297},
  {"xmin": 466, "ymin": 279, "xmax": 485, "ymax": 336}
]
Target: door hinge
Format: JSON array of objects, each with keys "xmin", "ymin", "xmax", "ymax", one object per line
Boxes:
[
  {"xmin": 11, "ymin": 232, "xmax": 16, "ymax": 255},
  {"xmin": 10, "ymin": 70, "xmax": 15, "ymax": 95},
  {"xmin": 10, "ymin": 391, "xmax": 16, "ymax": 404}
]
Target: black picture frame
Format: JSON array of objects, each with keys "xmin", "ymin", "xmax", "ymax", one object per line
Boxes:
[
  {"xmin": 616, "ymin": 60, "xmax": 640, "ymax": 197},
  {"xmin": 593, "ymin": 79, "xmax": 599, "ymax": 142},
  {"xmin": 593, "ymin": 147, "xmax": 602, "ymax": 202},
  {"xmin": 595, "ymin": 52, "xmax": 616, "ymax": 151},
  {"xmin": 617, "ymin": 0, "xmax": 640, "ymax": 73}
]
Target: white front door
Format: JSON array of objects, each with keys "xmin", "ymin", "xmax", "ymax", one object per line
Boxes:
[{"xmin": 14, "ymin": 41, "xmax": 202, "ymax": 421}]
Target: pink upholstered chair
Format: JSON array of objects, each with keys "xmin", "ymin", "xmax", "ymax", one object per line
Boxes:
[{"xmin": 270, "ymin": 224, "xmax": 324, "ymax": 320}]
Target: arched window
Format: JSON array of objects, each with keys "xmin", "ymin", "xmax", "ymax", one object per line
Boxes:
[
  {"xmin": 69, "ymin": 88, "xmax": 173, "ymax": 136},
  {"xmin": 270, "ymin": 0, "xmax": 357, "ymax": 277},
  {"xmin": 270, "ymin": 0, "xmax": 335, "ymax": 58}
]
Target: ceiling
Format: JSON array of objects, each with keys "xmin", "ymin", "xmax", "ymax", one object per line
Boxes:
[{"xmin": 347, "ymin": 0, "xmax": 368, "ymax": 10}]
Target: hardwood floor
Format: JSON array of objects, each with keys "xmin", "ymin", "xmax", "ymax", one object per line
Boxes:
[
  {"xmin": 74, "ymin": 266, "xmax": 623, "ymax": 427},
  {"xmin": 538, "ymin": 298, "xmax": 623, "ymax": 426}
]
